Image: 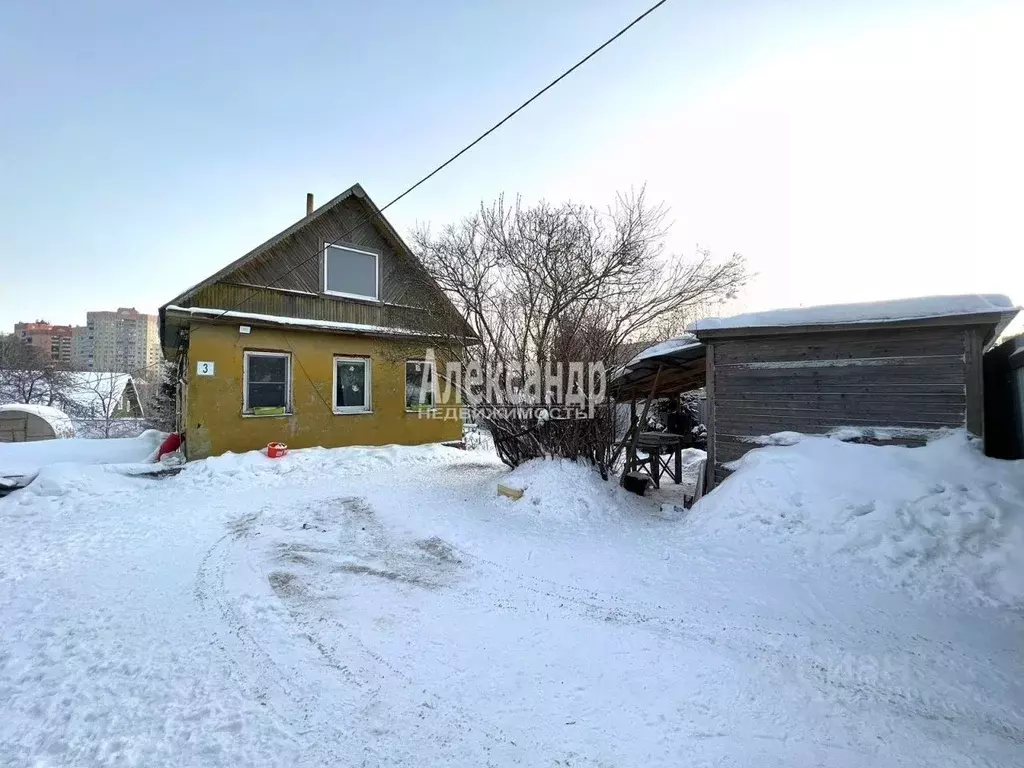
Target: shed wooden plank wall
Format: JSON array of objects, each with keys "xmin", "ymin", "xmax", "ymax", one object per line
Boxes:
[{"xmin": 707, "ymin": 325, "xmax": 987, "ymax": 488}]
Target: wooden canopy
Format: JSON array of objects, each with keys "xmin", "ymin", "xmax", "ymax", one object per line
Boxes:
[{"xmin": 607, "ymin": 337, "xmax": 707, "ymax": 400}]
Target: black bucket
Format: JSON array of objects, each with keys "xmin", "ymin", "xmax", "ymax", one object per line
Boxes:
[{"xmin": 623, "ymin": 472, "xmax": 650, "ymax": 496}]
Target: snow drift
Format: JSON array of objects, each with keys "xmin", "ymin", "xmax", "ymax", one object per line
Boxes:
[
  {"xmin": 500, "ymin": 458, "xmax": 638, "ymax": 523},
  {"xmin": 0, "ymin": 430, "xmax": 165, "ymax": 479},
  {"xmin": 690, "ymin": 431, "xmax": 1024, "ymax": 607},
  {"xmin": 178, "ymin": 442, "xmax": 475, "ymax": 490}
]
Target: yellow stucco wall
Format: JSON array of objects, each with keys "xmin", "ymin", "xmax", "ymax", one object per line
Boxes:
[{"xmin": 183, "ymin": 322, "xmax": 462, "ymax": 459}]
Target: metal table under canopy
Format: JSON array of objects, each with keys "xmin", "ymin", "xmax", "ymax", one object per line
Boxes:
[{"xmin": 628, "ymin": 431, "xmax": 687, "ymax": 488}]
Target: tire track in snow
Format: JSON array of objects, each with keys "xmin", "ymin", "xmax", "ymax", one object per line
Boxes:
[
  {"xmin": 268, "ymin": 584, "xmax": 527, "ymax": 763},
  {"xmin": 448, "ymin": 541, "xmax": 805, "ymax": 644},
  {"xmin": 450, "ymin": 539, "xmax": 1013, "ymax": 663},
  {"xmin": 194, "ymin": 532, "xmax": 302, "ymax": 722},
  {"xmin": 264, "ymin": 498, "xmax": 536, "ymax": 763},
  {"xmin": 201, "ymin": 492, "xmax": 1024, "ymax": 758},
  {"xmin": 445, "ymin": 542, "xmax": 1024, "ymax": 745},
  {"xmin": 194, "ymin": 518, "xmax": 385, "ymax": 766},
  {"xmin": 199, "ymin": 503, "xmax": 531, "ymax": 766}
]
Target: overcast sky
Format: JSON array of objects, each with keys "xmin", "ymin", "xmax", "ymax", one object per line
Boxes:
[{"xmin": 1, "ymin": 0, "xmax": 1021, "ymax": 330}]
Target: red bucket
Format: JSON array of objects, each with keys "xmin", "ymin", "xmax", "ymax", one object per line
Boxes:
[{"xmin": 267, "ymin": 442, "xmax": 289, "ymax": 458}]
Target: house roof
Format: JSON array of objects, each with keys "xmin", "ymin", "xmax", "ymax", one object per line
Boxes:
[
  {"xmin": 63, "ymin": 373, "xmax": 139, "ymax": 418},
  {"xmin": 690, "ymin": 294, "xmax": 1020, "ymax": 339},
  {"xmin": 1, "ymin": 372, "xmax": 139, "ymax": 419},
  {"xmin": 164, "ymin": 184, "xmax": 365, "ymax": 308},
  {"xmin": 160, "ymin": 183, "xmax": 475, "ymax": 341}
]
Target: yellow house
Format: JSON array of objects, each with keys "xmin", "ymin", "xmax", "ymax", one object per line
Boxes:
[{"xmin": 159, "ymin": 184, "xmax": 472, "ymax": 460}]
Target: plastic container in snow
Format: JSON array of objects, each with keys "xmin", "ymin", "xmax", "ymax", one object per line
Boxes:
[
  {"xmin": 157, "ymin": 432, "xmax": 182, "ymax": 459},
  {"xmin": 267, "ymin": 442, "xmax": 289, "ymax": 458},
  {"xmin": 623, "ymin": 472, "xmax": 650, "ymax": 496}
]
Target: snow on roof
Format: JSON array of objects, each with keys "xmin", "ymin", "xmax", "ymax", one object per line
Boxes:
[
  {"xmin": 690, "ymin": 294, "xmax": 1018, "ymax": 333},
  {"xmin": 0, "ymin": 373, "xmax": 137, "ymax": 420},
  {"xmin": 166, "ymin": 305, "xmax": 434, "ymax": 337},
  {"xmin": 65, "ymin": 372, "xmax": 135, "ymax": 418},
  {"xmin": 609, "ymin": 334, "xmax": 705, "ymax": 386},
  {"xmin": 0, "ymin": 403, "xmax": 76, "ymax": 439},
  {"xmin": 622, "ymin": 334, "xmax": 701, "ymax": 368}
]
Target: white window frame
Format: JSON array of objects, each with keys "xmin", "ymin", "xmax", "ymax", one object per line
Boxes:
[
  {"xmin": 242, "ymin": 350, "xmax": 292, "ymax": 416},
  {"xmin": 332, "ymin": 356, "xmax": 372, "ymax": 414},
  {"xmin": 405, "ymin": 359, "xmax": 436, "ymax": 412},
  {"xmin": 323, "ymin": 243, "xmax": 380, "ymax": 302}
]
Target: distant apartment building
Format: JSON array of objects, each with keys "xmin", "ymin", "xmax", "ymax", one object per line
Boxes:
[
  {"xmin": 75, "ymin": 308, "xmax": 162, "ymax": 373},
  {"xmin": 71, "ymin": 325, "xmax": 92, "ymax": 369},
  {"xmin": 13, "ymin": 321, "xmax": 73, "ymax": 364}
]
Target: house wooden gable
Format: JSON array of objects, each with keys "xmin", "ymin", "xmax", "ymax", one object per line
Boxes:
[{"xmin": 162, "ymin": 184, "xmax": 467, "ymax": 337}]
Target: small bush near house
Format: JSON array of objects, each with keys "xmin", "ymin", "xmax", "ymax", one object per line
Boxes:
[{"xmin": 413, "ymin": 190, "xmax": 747, "ymax": 476}]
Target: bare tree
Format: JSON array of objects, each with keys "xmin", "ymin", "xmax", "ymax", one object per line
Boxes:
[
  {"xmin": 59, "ymin": 371, "xmax": 148, "ymax": 439},
  {"xmin": 135, "ymin": 362, "xmax": 176, "ymax": 433},
  {"xmin": 0, "ymin": 333, "xmax": 76, "ymax": 407},
  {"xmin": 410, "ymin": 189, "xmax": 748, "ymax": 471}
]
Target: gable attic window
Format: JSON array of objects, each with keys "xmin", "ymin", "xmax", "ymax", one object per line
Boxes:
[
  {"xmin": 323, "ymin": 244, "xmax": 379, "ymax": 301},
  {"xmin": 243, "ymin": 351, "xmax": 291, "ymax": 415}
]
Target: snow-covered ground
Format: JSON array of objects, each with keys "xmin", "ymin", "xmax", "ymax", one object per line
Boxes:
[
  {"xmin": 1, "ymin": 435, "xmax": 1021, "ymax": 766},
  {"xmin": 0, "ymin": 430, "xmax": 164, "ymax": 484}
]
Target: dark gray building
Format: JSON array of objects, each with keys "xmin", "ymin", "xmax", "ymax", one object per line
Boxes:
[{"xmin": 691, "ymin": 295, "xmax": 1019, "ymax": 489}]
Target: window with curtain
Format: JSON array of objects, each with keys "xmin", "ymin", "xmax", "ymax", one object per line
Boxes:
[
  {"xmin": 405, "ymin": 360, "xmax": 435, "ymax": 410},
  {"xmin": 334, "ymin": 357, "xmax": 371, "ymax": 413}
]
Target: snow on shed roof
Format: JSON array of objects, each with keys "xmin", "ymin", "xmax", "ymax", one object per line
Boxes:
[
  {"xmin": 689, "ymin": 294, "xmax": 1018, "ymax": 333},
  {"xmin": 0, "ymin": 403, "xmax": 76, "ymax": 439},
  {"xmin": 621, "ymin": 334, "xmax": 702, "ymax": 369},
  {"xmin": 608, "ymin": 334, "xmax": 707, "ymax": 397}
]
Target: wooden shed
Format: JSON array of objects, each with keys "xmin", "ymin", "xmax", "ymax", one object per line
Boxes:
[{"xmin": 691, "ymin": 295, "xmax": 1019, "ymax": 489}]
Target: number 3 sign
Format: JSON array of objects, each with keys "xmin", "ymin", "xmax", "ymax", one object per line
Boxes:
[{"xmin": 196, "ymin": 361, "xmax": 215, "ymax": 376}]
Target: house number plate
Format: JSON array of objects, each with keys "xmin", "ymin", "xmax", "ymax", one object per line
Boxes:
[{"xmin": 196, "ymin": 361, "xmax": 215, "ymax": 376}]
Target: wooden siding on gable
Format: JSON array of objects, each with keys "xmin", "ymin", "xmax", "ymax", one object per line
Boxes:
[
  {"xmin": 178, "ymin": 197, "xmax": 446, "ymax": 332},
  {"xmin": 186, "ymin": 282, "xmax": 432, "ymax": 331},
  {"xmin": 707, "ymin": 325, "xmax": 980, "ymax": 488}
]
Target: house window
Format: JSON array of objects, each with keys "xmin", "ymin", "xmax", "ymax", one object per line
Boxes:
[
  {"xmin": 323, "ymin": 244, "xmax": 379, "ymax": 301},
  {"xmin": 333, "ymin": 357, "xmax": 371, "ymax": 413},
  {"xmin": 243, "ymin": 351, "xmax": 291, "ymax": 414},
  {"xmin": 406, "ymin": 360, "xmax": 435, "ymax": 411}
]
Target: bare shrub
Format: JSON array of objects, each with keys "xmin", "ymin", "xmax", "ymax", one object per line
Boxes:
[{"xmin": 412, "ymin": 189, "xmax": 747, "ymax": 474}]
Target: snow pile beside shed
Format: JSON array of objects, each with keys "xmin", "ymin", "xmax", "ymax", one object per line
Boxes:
[{"xmin": 689, "ymin": 431, "xmax": 1024, "ymax": 608}]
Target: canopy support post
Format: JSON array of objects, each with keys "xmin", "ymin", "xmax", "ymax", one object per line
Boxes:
[{"xmin": 616, "ymin": 366, "xmax": 663, "ymax": 486}]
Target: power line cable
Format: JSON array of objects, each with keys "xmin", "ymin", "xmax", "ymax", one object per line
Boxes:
[
  {"xmin": 195, "ymin": 0, "xmax": 671, "ymax": 324},
  {"xmin": 181, "ymin": 0, "xmax": 670, "ymax": 415}
]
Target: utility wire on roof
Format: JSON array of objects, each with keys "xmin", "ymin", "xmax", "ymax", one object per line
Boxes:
[
  {"xmin": 188, "ymin": 0, "xmax": 672, "ymax": 414},
  {"xmin": 195, "ymin": 0, "xmax": 671, "ymax": 324}
]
